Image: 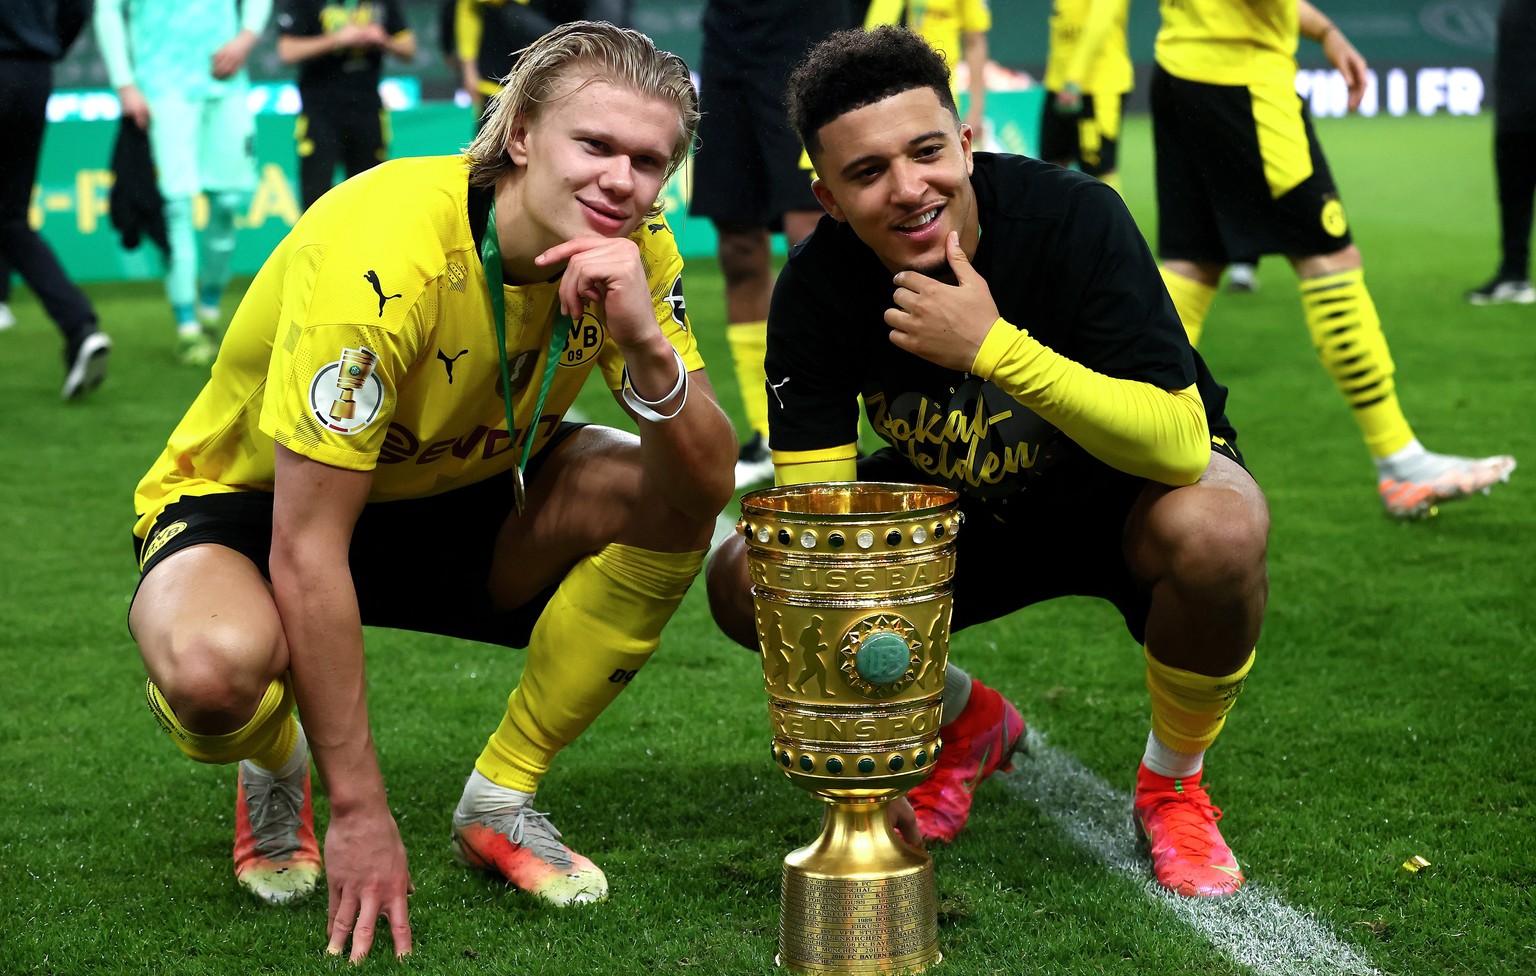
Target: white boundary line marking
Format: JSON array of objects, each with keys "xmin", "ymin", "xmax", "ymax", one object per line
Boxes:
[
  {"xmin": 712, "ymin": 509, "xmax": 738, "ymax": 551},
  {"xmin": 1001, "ymin": 730, "xmax": 1381, "ymax": 976}
]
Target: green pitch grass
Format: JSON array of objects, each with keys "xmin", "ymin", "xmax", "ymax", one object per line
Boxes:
[{"xmin": 1, "ymin": 112, "xmax": 1531, "ymax": 975}]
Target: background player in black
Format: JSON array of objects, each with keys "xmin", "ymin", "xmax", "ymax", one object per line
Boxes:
[
  {"xmin": 689, "ymin": 0, "xmax": 854, "ymax": 488},
  {"xmin": 456, "ymin": 0, "xmax": 632, "ymax": 123},
  {"xmin": 0, "ymin": 0, "xmax": 112, "ymax": 398},
  {"xmin": 277, "ymin": 0, "xmax": 416, "ymax": 209},
  {"xmin": 1467, "ymin": 0, "xmax": 1536, "ymax": 305},
  {"xmin": 707, "ymin": 26, "xmax": 1270, "ymax": 899}
]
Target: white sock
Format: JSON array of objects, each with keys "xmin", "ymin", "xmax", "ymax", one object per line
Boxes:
[
  {"xmin": 941, "ymin": 665, "xmax": 973, "ymax": 727},
  {"xmin": 242, "ymin": 724, "xmax": 308, "ymax": 781},
  {"xmin": 1141, "ymin": 730, "xmax": 1204, "ymax": 779},
  {"xmin": 455, "ymin": 768, "xmax": 534, "ymax": 821},
  {"xmin": 1374, "ymin": 438, "xmax": 1426, "ymax": 478}
]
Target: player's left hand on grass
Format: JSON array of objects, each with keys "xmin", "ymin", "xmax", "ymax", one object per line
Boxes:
[
  {"xmin": 323, "ymin": 807, "xmax": 415, "ymax": 961},
  {"xmin": 885, "ymin": 231, "xmax": 999, "ymax": 372}
]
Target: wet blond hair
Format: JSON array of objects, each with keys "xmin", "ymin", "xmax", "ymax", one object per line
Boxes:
[{"xmin": 465, "ymin": 20, "xmax": 699, "ymax": 189}]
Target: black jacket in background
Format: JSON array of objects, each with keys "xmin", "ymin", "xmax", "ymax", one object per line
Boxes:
[
  {"xmin": 0, "ymin": 0, "xmax": 92, "ymax": 61},
  {"xmin": 109, "ymin": 119, "xmax": 169, "ymax": 259}
]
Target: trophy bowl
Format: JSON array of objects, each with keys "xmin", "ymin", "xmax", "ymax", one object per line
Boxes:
[{"xmin": 739, "ymin": 482, "xmax": 960, "ymax": 975}]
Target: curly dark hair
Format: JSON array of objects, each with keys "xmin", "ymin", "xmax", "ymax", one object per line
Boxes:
[{"xmin": 787, "ymin": 26, "xmax": 958, "ymax": 159}]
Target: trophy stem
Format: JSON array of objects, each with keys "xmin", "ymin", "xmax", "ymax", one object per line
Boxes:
[{"xmin": 777, "ymin": 796, "xmax": 941, "ymax": 975}]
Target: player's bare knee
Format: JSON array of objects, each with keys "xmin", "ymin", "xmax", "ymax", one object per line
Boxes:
[
  {"xmin": 706, "ymin": 535, "xmax": 757, "ymax": 651},
  {"xmin": 1163, "ymin": 499, "xmax": 1268, "ymax": 598},
  {"xmin": 148, "ymin": 625, "xmax": 283, "ymax": 730}
]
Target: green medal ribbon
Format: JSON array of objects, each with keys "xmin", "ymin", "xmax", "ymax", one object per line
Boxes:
[{"xmin": 480, "ymin": 197, "xmax": 571, "ymax": 513}]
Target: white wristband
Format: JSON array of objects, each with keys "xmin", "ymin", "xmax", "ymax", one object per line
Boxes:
[{"xmin": 621, "ymin": 346, "xmax": 689, "ymax": 422}]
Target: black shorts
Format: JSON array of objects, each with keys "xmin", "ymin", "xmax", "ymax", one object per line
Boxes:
[
  {"xmin": 131, "ymin": 423, "xmax": 586, "ymax": 649},
  {"xmin": 689, "ymin": 71, "xmax": 819, "ymax": 228},
  {"xmin": 1151, "ymin": 65, "xmax": 1353, "ymax": 263},
  {"xmin": 295, "ymin": 102, "xmax": 387, "ymax": 209},
  {"xmin": 855, "ymin": 449, "xmax": 1154, "ymax": 644},
  {"xmin": 1038, "ymin": 92, "xmax": 1123, "ymax": 178}
]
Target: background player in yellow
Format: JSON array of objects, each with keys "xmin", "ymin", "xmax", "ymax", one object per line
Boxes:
[
  {"xmin": 1039, "ymin": 0, "xmax": 1132, "ymax": 193},
  {"xmin": 864, "ymin": 0, "xmax": 990, "ymax": 139},
  {"xmin": 1152, "ymin": 0, "xmax": 1516, "ymax": 518},
  {"xmin": 127, "ymin": 22, "xmax": 734, "ymax": 959},
  {"xmin": 709, "ymin": 26, "xmax": 1270, "ymax": 899}
]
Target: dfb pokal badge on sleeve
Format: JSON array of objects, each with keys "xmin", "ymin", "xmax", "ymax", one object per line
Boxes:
[{"xmin": 739, "ymin": 483, "xmax": 960, "ymax": 975}]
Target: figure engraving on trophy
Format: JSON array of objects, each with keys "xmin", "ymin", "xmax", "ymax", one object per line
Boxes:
[
  {"xmin": 790, "ymin": 615, "xmax": 836, "ymax": 699},
  {"xmin": 758, "ymin": 609, "xmax": 795, "ymax": 685}
]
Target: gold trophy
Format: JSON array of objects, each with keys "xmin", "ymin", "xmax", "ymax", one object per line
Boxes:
[
  {"xmin": 739, "ymin": 483, "xmax": 961, "ymax": 975},
  {"xmin": 330, "ymin": 346, "xmax": 378, "ymax": 422}
]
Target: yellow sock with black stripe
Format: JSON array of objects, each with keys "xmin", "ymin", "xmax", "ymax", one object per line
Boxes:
[
  {"xmin": 1299, "ymin": 269, "xmax": 1415, "ymax": 458},
  {"xmin": 1144, "ymin": 647, "xmax": 1254, "ymax": 776},
  {"xmin": 146, "ymin": 675, "xmax": 299, "ymax": 770},
  {"xmin": 476, "ymin": 544, "xmax": 707, "ymax": 792},
  {"xmin": 1159, "ymin": 267, "xmax": 1218, "ymax": 348},
  {"xmin": 727, "ymin": 320, "xmax": 770, "ymax": 441}
]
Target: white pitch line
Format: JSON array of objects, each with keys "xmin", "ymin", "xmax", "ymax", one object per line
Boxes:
[
  {"xmin": 1000, "ymin": 730, "xmax": 1381, "ymax": 976},
  {"xmin": 712, "ymin": 509, "xmax": 739, "ymax": 551}
]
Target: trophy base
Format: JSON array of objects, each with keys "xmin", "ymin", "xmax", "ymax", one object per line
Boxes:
[{"xmin": 775, "ymin": 797, "xmax": 941, "ymax": 975}]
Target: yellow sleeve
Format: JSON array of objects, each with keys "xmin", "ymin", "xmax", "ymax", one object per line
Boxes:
[
  {"xmin": 455, "ymin": 0, "xmax": 481, "ymax": 66},
  {"xmin": 971, "ymin": 319, "xmax": 1210, "ymax": 485},
  {"xmin": 863, "ymin": 0, "xmax": 906, "ymax": 29},
  {"xmin": 962, "ymin": 0, "xmax": 993, "ymax": 33},
  {"xmin": 1062, "ymin": 0, "xmax": 1122, "ymax": 86},
  {"xmin": 772, "ymin": 444, "xmax": 859, "ymax": 487}
]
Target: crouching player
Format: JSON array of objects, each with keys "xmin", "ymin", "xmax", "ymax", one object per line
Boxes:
[
  {"xmin": 128, "ymin": 22, "xmax": 734, "ymax": 959},
  {"xmin": 707, "ymin": 27, "xmax": 1270, "ymax": 898}
]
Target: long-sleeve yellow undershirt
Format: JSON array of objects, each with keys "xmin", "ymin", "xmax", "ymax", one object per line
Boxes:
[
  {"xmin": 971, "ymin": 318, "xmax": 1209, "ymax": 486},
  {"xmin": 772, "ymin": 320, "xmax": 1210, "ymax": 489}
]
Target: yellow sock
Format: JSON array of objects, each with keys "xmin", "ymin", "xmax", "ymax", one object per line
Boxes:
[
  {"xmin": 727, "ymin": 320, "xmax": 770, "ymax": 440},
  {"xmin": 477, "ymin": 544, "xmax": 707, "ymax": 792},
  {"xmin": 146, "ymin": 675, "xmax": 298, "ymax": 767},
  {"xmin": 1159, "ymin": 267, "xmax": 1217, "ymax": 348},
  {"xmin": 1145, "ymin": 647, "xmax": 1254, "ymax": 755},
  {"xmin": 1299, "ymin": 269, "xmax": 1414, "ymax": 457}
]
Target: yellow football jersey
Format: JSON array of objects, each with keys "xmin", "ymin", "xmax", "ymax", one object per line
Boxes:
[
  {"xmin": 865, "ymin": 0, "xmax": 992, "ymax": 75},
  {"xmin": 1044, "ymin": 0, "xmax": 1133, "ymax": 96},
  {"xmin": 1155, "ymin": 0, "xmax": 1299, "ymax": 87},
  {"xmin": 134, "ymin": 154, "xmax": 700, "ymax": 537}
]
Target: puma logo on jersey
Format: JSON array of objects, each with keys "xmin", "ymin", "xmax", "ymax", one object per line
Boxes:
[
  {"xmin": 769, "ymin": 375, "xmax": 791, "ymax": 408},
  {"xmin": 364, "ymin": 269, "xmax": 402, "ymax": 317},
  {"xmin": 438, "ymin": 348, "xmax": 468, "ymax": 383}
]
